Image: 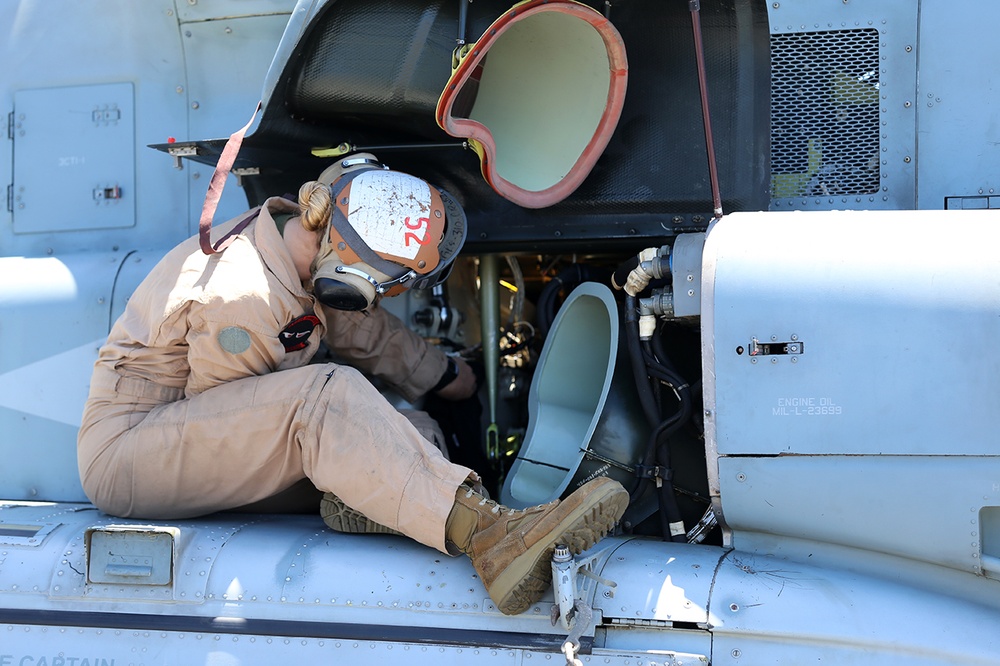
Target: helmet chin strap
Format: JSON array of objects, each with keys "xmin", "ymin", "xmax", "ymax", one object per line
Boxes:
[{"xmin": 334, "ymin": 265, "xmax": 418, "ymax": 295}]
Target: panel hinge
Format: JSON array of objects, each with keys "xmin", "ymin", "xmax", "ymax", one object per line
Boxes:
[
  {"xmin": 7, "ymin": 111, "xmax": 13, "ymax": 140},
  {"xmin": 6, "ymin": 184, "xmax": 12, "ymax": 213}
]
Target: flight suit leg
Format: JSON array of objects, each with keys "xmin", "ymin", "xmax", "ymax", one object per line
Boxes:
[{"xmin": 78, "ymin": 363, "xmax": 471, "ymax": 552}]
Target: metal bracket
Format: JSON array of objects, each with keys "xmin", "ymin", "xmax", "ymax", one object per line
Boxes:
[
  {"xmin": 550, "ymin": 545, "xmax": 617, "ymax": 665},
  {"xmin": 233, "ymin": 167, "xmax": 260, "ymax": 187},
  {"xmin": 167, "ymin": 144, "xmax": 199, "ymax": 170},
  {"xmin": 636, "ymin": 464, "xmax": 673, "ymax": 482}
]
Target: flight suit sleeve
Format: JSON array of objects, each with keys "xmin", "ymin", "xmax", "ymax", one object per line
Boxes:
[
  {"xmin": 184, "ymin": 308, "xmax": 285, "ymax": 398},
  {"xmin": 322, "ymin": 303, "xmax": 448, "ymax": 403}
]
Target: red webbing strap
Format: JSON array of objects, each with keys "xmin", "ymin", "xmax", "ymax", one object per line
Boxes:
[{"xmin": 199, "ymin": 102, "xmax": 262, "ymax": 255}]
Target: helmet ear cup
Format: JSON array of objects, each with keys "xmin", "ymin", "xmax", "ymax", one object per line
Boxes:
[{"xmin": 313, "ymin": 277, "xmax": 370, "ymax": 311}]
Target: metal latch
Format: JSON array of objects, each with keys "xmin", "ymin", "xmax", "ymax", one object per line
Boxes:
[
  {"xmin": 85, "ymin": 525, "xmax": 178, "ymax": 586},
  {"xmin": 93, "ymin": 185, "xmax": 122, "ymax": 200},
  {"xmin": 749, "ymin": 337, "xmax": 804, "ymax": 356}
]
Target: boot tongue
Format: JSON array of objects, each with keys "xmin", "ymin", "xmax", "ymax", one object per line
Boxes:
[{"xmin": 444, "ymin": 487, "xmax": 482, "ymax": 554}]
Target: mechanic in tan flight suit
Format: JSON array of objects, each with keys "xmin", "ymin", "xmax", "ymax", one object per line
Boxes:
[
  {"xmin": 78, "ymin": 154, "xmax": 628, "ymax": 616},
  {"xmin": 315, "ymin": 299, "xmax": 475, "ymax": 530}
]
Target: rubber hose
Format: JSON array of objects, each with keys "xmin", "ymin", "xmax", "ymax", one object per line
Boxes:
[
  {"xmin": 611, "ymin": 256, "xmax": 640, "ymax": 291},
  {"xmin": 656, "ymin": 435, "xmax": 688, "ymax": 542},
  {"xmin": 624, "ymin": 295, "xmax": 661, "ymax": 429}
]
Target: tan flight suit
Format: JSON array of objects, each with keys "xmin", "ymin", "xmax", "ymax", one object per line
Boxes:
[
  {"xmin": 324, "ymin": 303, "xmax": 450, "ymax": 455},
  {"xmin": 77, "ymin": 197, "xmax": 472, "ymax": 553},
  {"xmin": 326, "ymin": 305, "xmax": 447, "ymax": 403}
]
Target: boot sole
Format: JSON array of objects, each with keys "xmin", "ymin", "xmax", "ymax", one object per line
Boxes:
[
  {"xmin": 489, "ymin": 478, "xmax": 629, "ymax": 615},
  {"xmin": 320, "ymin": 494, "xmax": 402, "ymax": 535}
]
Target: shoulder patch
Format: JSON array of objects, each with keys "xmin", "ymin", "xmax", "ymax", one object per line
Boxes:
[
  {"xmin": 280, "ymin": 314, "xmax": 321, "ymax": 352},
  {"xmin": 218, "ymin": 326, "xmax": 252, "ymax": 354}
]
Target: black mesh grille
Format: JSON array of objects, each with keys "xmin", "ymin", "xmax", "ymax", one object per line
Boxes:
[{"xmin": 770, "ymin": 29, "xmax": 881, "ymax": 199}]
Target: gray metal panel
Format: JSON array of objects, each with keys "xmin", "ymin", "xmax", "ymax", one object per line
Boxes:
[
  {"xmin": 13, "ymin": 83, "xmax": 135, "ymax": 233},
  {"xmin": 176, "ymin": 0, "xmax": 294, "ymax": 23},
  {"xmin": 0, "ymin": 0, "xmax": 192, "ymax": 257},
  {"xmin": 767, "ymin": 0, "xmax": 917, "ymax": 211},
  {"xmin": 0, "ymin": 503, "xmax": 694, "ymax": 663},
  {"xmin": 591, "ymin": 540, "xmax": 724, "ymax": 626},
  {"xmin": 0, "ymin": 252, "xmax": 129, "ymax": 503},
  {"xmin": 915, "ymin": 0, "xmax": 1000, "ymax": 208},
  {"xmin": 710, "ymin": 550, "xmax": 1000, "ymax": 665},
  {"xmin": 703, "ymin": 210, "xmax": 1000, "ymax": 457},
  {"xmin": 0, "ymin": 0, "xmax": 292, "ymax": 257},
  {"xmin": 718, "ymin": 455, "xmax": 1000, "ymax": 576},
  {"xmin": 0, "ymin": 624, "xmax": 667, "ymax": 666},
  {"xmin": 179, "ymin": 11, "xmax": 294, "ymax": 237}
]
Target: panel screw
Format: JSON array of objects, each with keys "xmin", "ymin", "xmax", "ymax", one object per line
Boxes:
[{"xmin": 732, "ymin": 648, "xmax": 742, "ymax": 658}]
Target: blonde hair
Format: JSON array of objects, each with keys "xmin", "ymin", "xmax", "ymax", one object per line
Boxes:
[{"xmin": 297, "ymin": 180, "xmax": 332, "ymax": 232}]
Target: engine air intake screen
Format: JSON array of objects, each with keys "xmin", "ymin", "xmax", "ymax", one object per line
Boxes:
[{"xmin": 770, "ymin": 28, "xmax": 880, "ymax": 200}]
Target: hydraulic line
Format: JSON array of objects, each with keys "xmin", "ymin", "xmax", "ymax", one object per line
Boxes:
[
  {"xmin": 624, "ymin": 295, "xmax": 663, "ymax": 431},
  {"xmin": 689, "ymin": 0, "xmax": 723, "ymax": 219}
]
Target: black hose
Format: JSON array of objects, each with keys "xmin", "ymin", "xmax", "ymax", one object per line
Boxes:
[
  {"xmin": 611, "ymin": 256, "xmax": 640, "ymax": 291},
  {"xmin": 537, "ymin": 264, "xmax": 608, "ymax": 336},
  {"xmin": 624, "ymin": 295, "xmax": 662, "ymax": 430},
  {"xmin": 657, "ymin": 435, "xmax": 688, "ymax": 542},
  {"xmin": 636, "ymin": 334, "xmax": 693, "ymax": 541}
]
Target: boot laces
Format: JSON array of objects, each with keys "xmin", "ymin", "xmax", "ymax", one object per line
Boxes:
[{"xmin": 463, "ymin": 485, "xmax": 519, "ymax": 516}]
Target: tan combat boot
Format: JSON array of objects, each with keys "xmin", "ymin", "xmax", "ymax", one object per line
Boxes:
[
  {"xmin": 320, "ymin": 493, "xmax": 401, "ymax": 535},
  {"xmin": 446, "ymin": 476, "xmax": 628, "ymax": 616},
  {"xmin": 320, "ymin": 481, "xmax": 492, "ymax": 535}
]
